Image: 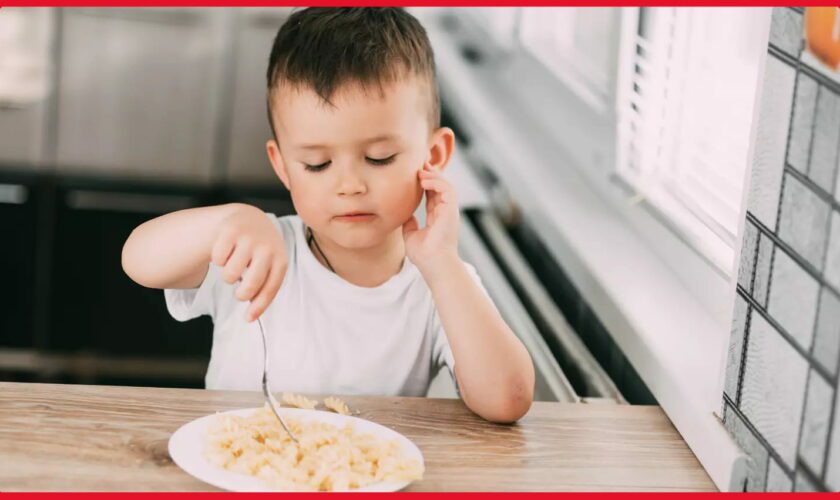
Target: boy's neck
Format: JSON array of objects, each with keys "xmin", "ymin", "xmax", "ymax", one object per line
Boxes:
[{"xmin": 308, "ymin": 227, "xmax": 406, "ymax": 288}]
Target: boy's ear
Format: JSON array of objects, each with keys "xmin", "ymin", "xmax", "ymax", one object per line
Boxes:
[
  {"xmin": 427, "ymin": 127, "xmax": 455, "ymax": 172},
  {"xmin": 266, "ymin": 139, "xmax": 291, "ymax": 191}
]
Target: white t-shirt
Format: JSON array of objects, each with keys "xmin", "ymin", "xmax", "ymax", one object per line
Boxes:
[{"xmin": 165, "ymin": 214, "xmax": 486, "ymax": 396}]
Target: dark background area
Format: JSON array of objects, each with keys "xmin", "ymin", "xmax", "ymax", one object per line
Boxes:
[{"xmin": 0, "ymin": 167, "xmax": 295, "ymax": 387}]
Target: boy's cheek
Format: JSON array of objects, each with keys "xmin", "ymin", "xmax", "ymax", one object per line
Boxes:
[
  {"xmin": 372, "ymin": 178, "xmax": 421, "ymax": 226},
  {"xmin": 400, "ymin": 183, "xmax": 425, "ymax": 224},
  {"xmin": 396, "ymin": 173, "xmax": 424, "ymax": 207},
  {"xmin": 288, "ymin": 187, "xmax": 329, "ymax": 228}
]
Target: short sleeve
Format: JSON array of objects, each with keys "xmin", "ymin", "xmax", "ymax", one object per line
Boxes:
[
  {"xmin": 430, "ymin": 262, "xmax": 492, "ymax": 381},
  {"xmin": 164, "ymin": 263, "xmax": 221, "ymax": 322}
]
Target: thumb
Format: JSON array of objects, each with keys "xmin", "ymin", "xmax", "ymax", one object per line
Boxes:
[{"xmin": 402, "ymin": 215, "xmax": 420, "ymax": 240}]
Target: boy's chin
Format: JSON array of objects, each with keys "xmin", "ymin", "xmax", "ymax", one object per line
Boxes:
[{"xmin": 328, "ymin": 224, "xmax": 399, "ymax": 249}]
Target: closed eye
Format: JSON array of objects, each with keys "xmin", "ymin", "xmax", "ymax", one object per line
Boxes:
[
  {"xmin": 303, "ymin": 160, "xmax": 331, "ymax": 172},
  {"xmin": 366, "ymin": 154, "xmax": 397, "ymax": 166}
]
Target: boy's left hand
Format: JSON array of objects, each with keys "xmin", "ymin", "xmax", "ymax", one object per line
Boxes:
[{"xmin": 402, "ymin": 163, "xmax": 460, "ymax": 277}]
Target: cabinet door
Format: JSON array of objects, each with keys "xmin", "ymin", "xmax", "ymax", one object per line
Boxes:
[
  {"xmin": 225, "ymin": 8, "xmax": 292, "ymax": 185},
  {"xmin": 0, "ymin": 173, "xmax": 38, "ymax": 349},
  {"xmin": 48, "ymin": 181, "xmax": 212, "ymax": 357},
  {"xmin": 55, "ymin": 8, "xmax": 226, "ymax": 183},
  {"xmin": 0, "ymin": 104, "xmax": 48, "ymax": 167},
  {"xmin": 0, "ymin": 8, "xmax": 53, "ymax": 166}
]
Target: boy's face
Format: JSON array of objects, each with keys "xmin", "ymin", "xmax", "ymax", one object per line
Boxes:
[{"xmin": 267, "ymin": 78, "xmax": 452, "ymax": 250}]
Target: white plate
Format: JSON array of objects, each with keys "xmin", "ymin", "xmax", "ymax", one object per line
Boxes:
[{"xmin": 168, "ymin": 407, "xmax": 424, "ymax": 492}]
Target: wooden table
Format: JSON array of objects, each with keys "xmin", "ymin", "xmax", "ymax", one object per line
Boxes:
[{"xmin": 0, "ymin": 382, "xmax": 715, "ymax": 491}]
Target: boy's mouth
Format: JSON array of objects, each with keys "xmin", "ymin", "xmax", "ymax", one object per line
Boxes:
[{"xmin": 334, "ymin": 212, "xmax": 376, "ymax": 222}]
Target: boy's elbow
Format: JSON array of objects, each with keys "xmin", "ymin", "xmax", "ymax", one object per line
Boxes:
[
  {"xmin": 470, "ymin": 371, "xmax": 535, "ymax": 424},
  {"xmin": 482, "ymin": 340, "xmax": 536, "ymax": 423},
  {"xmin": 496, "ymin": 374, "xmax": 535, "ymax": 423}
]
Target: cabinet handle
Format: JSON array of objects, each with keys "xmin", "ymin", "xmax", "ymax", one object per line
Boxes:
[
  {"xmin": 0, "ymin": 183, "xmax": 28, "ymax": 205},
  {"xmin": 65, "ymin": 190, "xmax": 194, "ymax": 214},
  {"xmin": 0, "ymin": 101, "xmax": 39, "ymax": 111}
]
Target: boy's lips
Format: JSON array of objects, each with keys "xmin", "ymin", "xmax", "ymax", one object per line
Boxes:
[{"xmin": 334, "ymin": 212, "xmax": 376, "ymax": 222}]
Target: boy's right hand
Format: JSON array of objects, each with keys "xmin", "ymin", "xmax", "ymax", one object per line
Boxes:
[{"xmin": 210, "ymin": 204, "xmax": 287, "ymax": 322}]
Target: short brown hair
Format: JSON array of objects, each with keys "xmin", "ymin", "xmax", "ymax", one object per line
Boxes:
[{"xmin": 266, "ymin": 7, "xmax": 439, "ymax": 139}]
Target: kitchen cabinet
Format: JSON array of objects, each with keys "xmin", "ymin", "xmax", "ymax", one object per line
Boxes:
[
  {"xmin": 47, "ymin": 178, "xmax": 213, "ymax": 356},
  {"xmin": 224, "ymin": 8, "xmax": 292, "ymax": 185},
  {"xmin": 0, "ymin": 172, "xmax": 39, "ymax": 349},
  {"xmin": 0, "ymin": 8, "xmax": 53, "ymax": 167},
  {"xmin": 0, "ymin": 104, "xmax": 49, "ymax": 166},
  {"xmin": 54, "ymin": 8, "xmax": 228, "ymax": 184}
]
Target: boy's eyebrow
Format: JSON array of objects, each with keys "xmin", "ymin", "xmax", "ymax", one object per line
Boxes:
[
  {"xmin": 361, "ymin": 133, "xmax": 401, "ymax": 145},
  {"xmin": 295, "ymin": 134, "xmax": 401, "ymax": 151},
  {"xmin": 297, "ymin": 143, "xmax": 328, "ymax": 151}
]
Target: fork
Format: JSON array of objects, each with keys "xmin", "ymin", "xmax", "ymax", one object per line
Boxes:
[{"xmin": 255, "ymin": 313, "xmax": 299, "ymax": 443}]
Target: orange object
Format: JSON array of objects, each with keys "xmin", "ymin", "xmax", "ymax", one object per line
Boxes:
[{"xmin": 805, "ymin": 7, "xmax": 840, "ymax": 71}]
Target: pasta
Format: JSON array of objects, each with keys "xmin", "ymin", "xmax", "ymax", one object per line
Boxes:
[
  {"xmin": 323, "ymin": 396, "xmax": 351, "ymax": 416},
  {"xmin": 281, "ymin": 392, "xmax": 318, "ymax": 410},
  {"xmin": 280, "ymin": 393, "xmax": 353, "ymax": 415},
  {"xmin": 204, "ymin": 405, "xmax": 423, "ymax": 491}
]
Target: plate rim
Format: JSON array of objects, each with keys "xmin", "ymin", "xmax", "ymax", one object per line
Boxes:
[{"xmin": 168, "ymin": 406, "xmax": 424, "ymax": 492}]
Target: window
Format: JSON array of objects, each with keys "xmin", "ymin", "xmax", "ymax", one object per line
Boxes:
[
  {"xmin": 429, "ymin": 6, "xmax": 767, "ymax": 296},
  {"xmin": 451, "ymin": 6, "xmax": 763, "ymax": 275},
  {"xmin": 616, "ymin": 8, "xmax": 767, "ymax": 274},
  {"xmin": 520, "ymin": 8, "xmax": 617, "ymax": 108},
  {"xmin": 453, "ymin": 7, "xmax": 619, "ymax": 110},
  {"xmin": 453, "ymin": 7, "xmax": 520, "ymax": 48}
]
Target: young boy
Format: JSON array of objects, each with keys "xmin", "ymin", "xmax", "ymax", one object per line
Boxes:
[{"xmin": 122, "ymin": 7, "xmax": 534, "ymax": 423}]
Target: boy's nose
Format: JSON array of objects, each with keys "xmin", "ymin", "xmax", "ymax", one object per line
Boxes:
[{"xmin": 336, "ymin": 169, "xmax": 367, "ymax": 196}]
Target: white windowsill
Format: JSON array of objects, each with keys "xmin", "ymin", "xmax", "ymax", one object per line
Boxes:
[{"xmin": 425, "ymin": 16, "xmax": 747, "ymax": 492}]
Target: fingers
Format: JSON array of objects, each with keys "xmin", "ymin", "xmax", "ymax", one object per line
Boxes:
[
  {"xmin": 210, "ymin": 207, "xmax": 287, "ymax": 322},
  {"xmin": 419, "ymin": 167, "xmax": 450, "ymax": 187},
  {"xmin": 210, "ymin": 227, "xmax": 236, "ymax": 267},
  {"xmin": 420, "ymin": 177, "xmax": 455, "ymax": 204},
  {"xmin": 420, "ymin": 171, "xmax": 441, "ymax": 208},
  {"xmin": 221, "ymin": 239, "xmax": 252, "ymax": 284},
  {"xmin": 417, "ymin": 166, "xmax": 457, "ymax": 227},
  {"xmin": 247, "ymin": 256, "xmax": 287, "ymax": 322},
  {"xmin": 235, "ymin": 248, "xmax": 270, "ymax": 301}
]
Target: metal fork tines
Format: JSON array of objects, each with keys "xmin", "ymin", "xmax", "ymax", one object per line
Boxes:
[{"xmin": 256, "ymin": 315, "xmax": 299, "ymax": 444}]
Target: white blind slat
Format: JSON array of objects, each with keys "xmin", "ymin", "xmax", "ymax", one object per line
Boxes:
[{"xmin": 618, "ymin": 7, "xmax": 759, "ymax": 249}]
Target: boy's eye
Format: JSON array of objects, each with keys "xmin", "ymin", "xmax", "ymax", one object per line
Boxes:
[
  {"xmin": 366, "ymin": 154, "xmax": 397, "ymax": 166},
  {"xmin": 303, "ymin": 160, "xmax": 331, "ymax": 172}
]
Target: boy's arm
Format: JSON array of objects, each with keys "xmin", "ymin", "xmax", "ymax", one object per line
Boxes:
[
  {"xmin": 425, "ymin": 257, "xmax": 535, "ymax": 423},
  {"xmin": 122, "ymin": 204, "xmax": 238, "ymax": 289},
  {"xmin": 122, "ymin": 203, "xmax": 287, "ymax": 321},
  {"xmin": 404, "ymin": 166, "xmax": 535, "ymax": 423}
]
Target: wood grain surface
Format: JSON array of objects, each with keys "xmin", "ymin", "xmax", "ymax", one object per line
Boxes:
[{"xmin": 0, "ymin": 382, "xmax": 715, "ymax": 491}]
